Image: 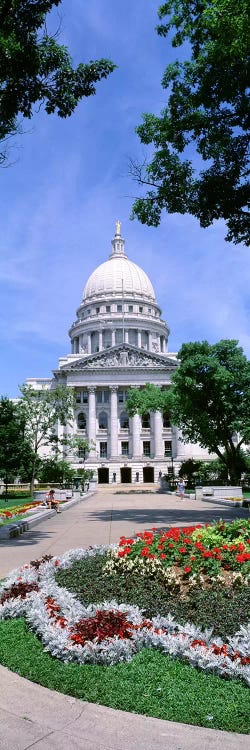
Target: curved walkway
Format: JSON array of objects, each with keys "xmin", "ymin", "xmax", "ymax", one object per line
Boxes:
[{"xmin": 0, "ymin": 491, "xmax": 249, "ymax": 749}]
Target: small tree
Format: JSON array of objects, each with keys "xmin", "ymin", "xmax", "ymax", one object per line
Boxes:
[
  {"xmin": 126, "ymin": 340, "xmax": 250, "ymax": 484},
  {"xmin": 0, "ymin": 397, "xmax": 30, "ymax": 500},
  {"xmin": 38, "ymin": 457, "xmax": 75, "ymax": 486},
  {"xmin": 178, "ymin": 459, "xmax": 204, "ymax": 488},
  {"xmin": 18, "ymin": 384, "xmax": 75, "ymax": 494}
]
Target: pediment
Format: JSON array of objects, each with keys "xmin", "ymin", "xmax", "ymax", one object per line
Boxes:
[{"xmin": 62, "ymin": 344, "xmax": 177, "ymax": 371}]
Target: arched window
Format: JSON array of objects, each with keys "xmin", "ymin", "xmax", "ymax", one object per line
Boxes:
[
  {"xmin": 98, "ymin": 411, "xmax": 108, "ymax": 430},
  {"xmin": 163, "ymin": 412, "xmax": 170, "ymax": 428},
  {"xmin": 141, "ymin": 412, "xmax": 150, "ymax": 429},
  {"xmin": 120, "ymin": 411, "xmax": 129, "ymax": 429},
  {"xmin": 77, "ymin": 412, "xmax": 86, "ymax": 430}
]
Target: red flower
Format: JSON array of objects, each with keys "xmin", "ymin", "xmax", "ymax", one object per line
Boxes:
[
  {"xmin": 202, "ymin": 551, "xmax": 213, "ymax": 558},
  {"xmin": 178, "ymin": 546, "xmax": 187, "ymax": 554},
  {"xmin": 237, "ymin": 543, "xmax": 245, "ymax": 552},
  {"xmin": 160, "ymin": 553, "xmax": 166, "ymax": 559},
  {"xmin": 184, "ymin": 566, "xmax": 191, "ymax": 573},
  {"xmin": 236, "ymin": 552, "xmax": 250, "ymax": 562},
  {"xmin": 140, "ymin": 547, "xmax": 150, "ymax": 557}
]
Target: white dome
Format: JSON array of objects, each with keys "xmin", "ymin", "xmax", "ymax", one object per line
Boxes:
[{"xmin": 83, "ymin": 255, "xmax": 155, "ymax": 302}]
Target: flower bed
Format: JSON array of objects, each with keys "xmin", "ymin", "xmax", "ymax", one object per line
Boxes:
[
  {"xmin": 103, "ymin": 520, "xmax": 250, "ymax": 591},
  {"xmin": 0, "ymin": 502, "xmax": 42, "ymax": 524},
  {"xmin": 0, "ymin": 522, "xmax": 249, "ymax": 685}
]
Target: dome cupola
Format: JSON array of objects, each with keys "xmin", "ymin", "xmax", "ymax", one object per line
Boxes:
[{"xmin": 83, "ymin": 222, "xmax": 155, "ymax": 303}]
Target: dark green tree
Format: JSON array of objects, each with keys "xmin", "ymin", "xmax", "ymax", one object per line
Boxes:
[
  {"xmin": 38, "ymin": 457, "xmax": 75, "ymax": 485},
  {"xmin": 126, "ymin": 340, "xmax": 250, "ymax": 484},
  {"xmin": 0, "ymin": 0, "xmax": 115, "ymax": 162},
  {"xmin": 131, "ymin": 0, "xmax": 250, "ymax": 245},
  {"xmin": 0, "ymin": 397, "xmax": 31, "ymax": 499},
  {"xmin": 178, "ymin": 459, "xmax": 204, "ymax": 488}
]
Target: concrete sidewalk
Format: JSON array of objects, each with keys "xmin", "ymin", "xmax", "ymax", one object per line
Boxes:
[
  {"xmin": 0, "ymin": 491, "xmax": 249, "ymax": 749},
  {"xmin": 0, "ymin": 663, "xmax": 247, "ymax": 750}
]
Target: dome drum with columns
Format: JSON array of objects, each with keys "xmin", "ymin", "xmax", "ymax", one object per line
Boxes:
[{"xmin": 26, "ymin": 223, "xmax": 211, "ymax": 484}]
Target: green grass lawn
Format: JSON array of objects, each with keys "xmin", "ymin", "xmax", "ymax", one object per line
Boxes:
[{"xmin": 0, "ymin": 618, "xmax": 249, "ymax": 734}]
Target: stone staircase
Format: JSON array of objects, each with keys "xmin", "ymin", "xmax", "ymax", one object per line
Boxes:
[{"xmin": 97, "ymin": 482, "xmax": 160, "ymax": 493}]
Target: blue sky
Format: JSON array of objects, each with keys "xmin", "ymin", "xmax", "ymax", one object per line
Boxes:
[{"xmin": 0, "ymin": 0, "xmax": 249, "ymax": 397}]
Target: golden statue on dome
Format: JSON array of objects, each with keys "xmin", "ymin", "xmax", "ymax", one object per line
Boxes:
[{"xmin": 115, "ymin": 220, "xmax": 121, "ymax": 236}]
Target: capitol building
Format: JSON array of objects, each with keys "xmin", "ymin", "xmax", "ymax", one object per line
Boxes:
[{"xmin": 27, "ymin": 223, "xmax": 209, "ymax": 484}]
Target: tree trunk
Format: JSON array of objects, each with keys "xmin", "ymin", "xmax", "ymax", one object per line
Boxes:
[
  {"xmin": 29, "ymin": 455, "xmax": 37, "ymax": 497},
  {"xmin": 4, "ymin": 475, "xmax": 8, "ymax": 502}
]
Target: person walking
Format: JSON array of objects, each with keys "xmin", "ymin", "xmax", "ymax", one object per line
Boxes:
[{"xmin": 177, "ymin": 480, "xmax": 185, "ymax": 500}]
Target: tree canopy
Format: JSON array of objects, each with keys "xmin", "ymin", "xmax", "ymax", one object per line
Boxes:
[
  {"xmin": 0, "ymin": 0, "xmax": 115, "ymax": 163},
  {"xmin": 131, "ymin": 0, "xmax": 250, "ymax": 245},
  {"xmin": 126, "ymin": 339, "xmax": 250, "ymax": 483}
]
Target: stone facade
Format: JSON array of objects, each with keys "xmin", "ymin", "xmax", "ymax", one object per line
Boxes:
[{"xmin": 26, "ymin": 223, "xmax": 211, "ymax": 483}]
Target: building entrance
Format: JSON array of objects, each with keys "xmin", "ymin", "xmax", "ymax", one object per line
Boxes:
[
  {"xmin": 98, "ymin": 468, "xmax": 109, "ymax": 484},
  {"xmin": 143, "ymin": 466, "xmax": 154, "ymax": 483},
  {"xmin": 120, "ymin": 467, "xmax": 132, "ymax": 483}
]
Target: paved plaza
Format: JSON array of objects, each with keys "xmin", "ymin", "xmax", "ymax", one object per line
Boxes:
[{"xmin": 0, "ymin": 490, "xmax": 249, "ymax": 749}]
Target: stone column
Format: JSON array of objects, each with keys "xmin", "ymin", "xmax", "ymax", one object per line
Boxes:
[
  {"xmin": 99, "ymin": 330, "xmax": 103, "ymax": 351},
  {"xmin": 153, "ymin": 411, "xmax": 163, "ymax": 457},
  {"xmin": 110, "ymin": 386, "xmax": 118, "ymax": 458},
  {"xmin": 132, "ymin": 414, "xmax": 141, "ymax": 457},
  {"xmin": 137, "ymin": 330, "xmax": 141, "ymax": 348},
  {"xmin": 88, "ymin": 387, "xmax": 96, "ymax": 454},
  {"xmin": 87, "ymin": 333, "xmax": 91, "ymax": 354},
  {"xmin": 149, "ymin": 332, "xmax": 153, "ymax": 351},
  {"xmin": 112, "ymin": 329, "xmax": 116, "ymax": 347},
  {"xmin": 125, "ymin": 329, "xmax": 129, "ymax": 344}
]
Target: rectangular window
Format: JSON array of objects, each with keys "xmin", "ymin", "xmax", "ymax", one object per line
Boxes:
[
  {"xmin": 117, "ymin": 304, "xmax": 122, "ymax": 312},
  {"xmin": 121, "ymin": 441, "xmax": 129, "ymax": 455},
  {"xmin": 118, "ymin": 390, "xmax": 129, "ymax": 403},
  {"xmin": 139, "ymin": 306, "xmax": 143, "ymax": 313},
  {"xmin": 106, "ymin": 305, "xmax": 110, "ymax": 313},
  {"xmin": 143, "ymin": 441, "xmax": 150, "ymax": 456},
  {"xmin": 164, "ymin": 441, "xmax": 172, "ymax": 457},
  {"xmin": 97, "ymin": 390, "xmax": 109, "ymax": 404},
  {"xmin": 78, "ymin": 448, "xmax": 86, "ymax": 459},
  {"xmin": 96, "ymin": 307, "xmax": 100, "ymax": 314},
  {"xmin": 100, "ymin": 442, "xmax": 107, "ymax": 458},
  {"xmin": 76, "ymin": 392, "xmax": 81, "ymax": 403},
  {"xmin": 82, "ymin": 391, "xmax": 88, "ymax": 403},
  {"xmin": 128, "ymin": 305, "xmax": 133, "ymax": 312}
]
